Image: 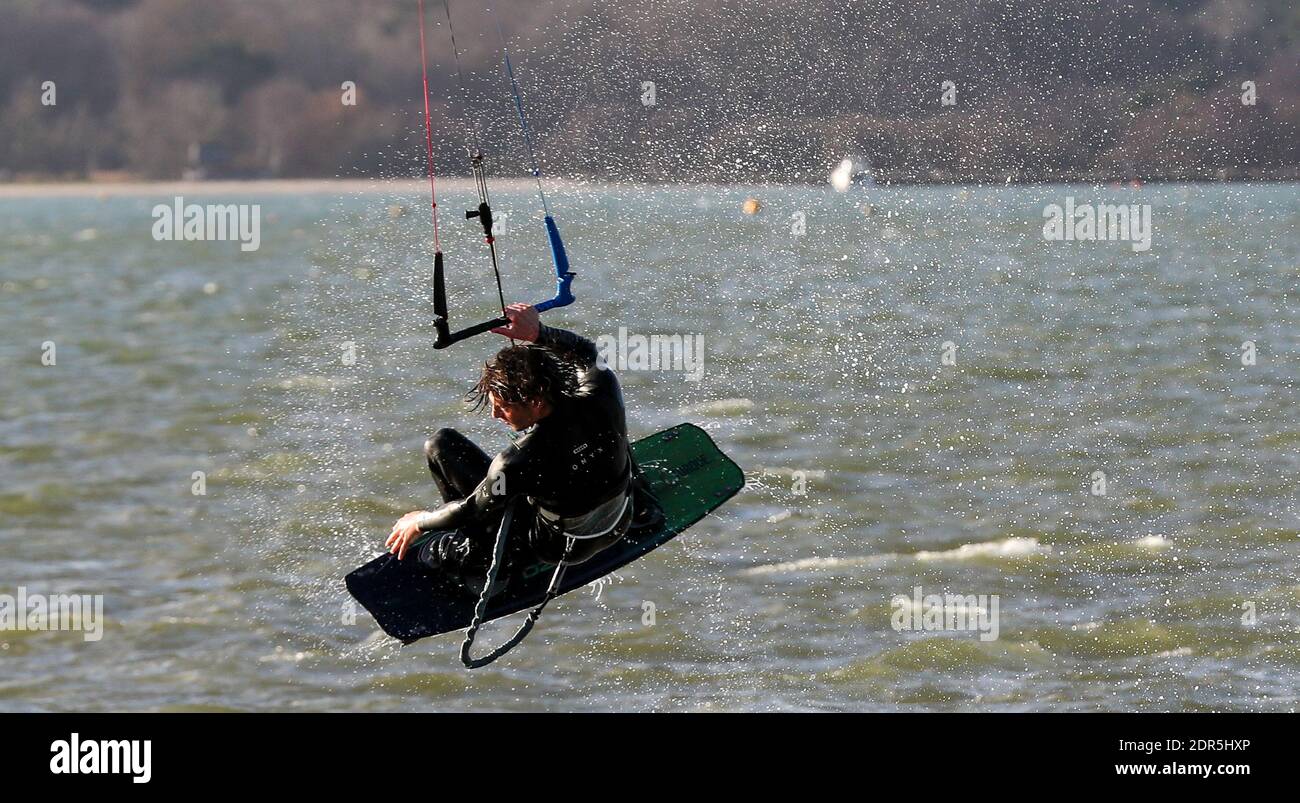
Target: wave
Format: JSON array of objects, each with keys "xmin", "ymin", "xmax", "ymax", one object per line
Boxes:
[
  {"xmin": 914, "ymin": 536, "xmax": 1051, "ymax": 561},
  {"xmin": 743, "ymin": 536, "xmax": 1052, "ymax": 575},
  {"xmin": 741, "ymin": 554, "xmax": 886, "ymax": 576},
  {"xmin": 678, "ymin": 398, "xmax": 754, "ymax": 416},
  {"xmin": 1132, "ymin": 534, "xmax": 1172, "ymax": 550}
]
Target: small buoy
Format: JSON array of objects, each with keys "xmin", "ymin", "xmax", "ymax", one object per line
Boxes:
[
  {"xmin": 742, "ymin": 197, "xmax": 761, "ymax": 215},
  {"xmin": 388, "ymin": 204, "xmax": 407, "ymax": 219}
]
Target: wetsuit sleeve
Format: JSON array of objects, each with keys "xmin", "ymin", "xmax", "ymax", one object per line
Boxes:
[
  {"xmin": 537, "ymin": 324, "xmax": 627, "ymax": 447},
  {"xmin": 536, "ymin": 323, "xmax": 599, "ymax": 369},
  {"xmin": 414, "ymin": 450, "xmax": 525, "ymax": 532},
  {"xmin": 536, "ymin": 323, "xmax": 625, "ymax": 407}
]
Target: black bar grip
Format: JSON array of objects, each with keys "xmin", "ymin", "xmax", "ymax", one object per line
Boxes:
[
  {"xmin": 433, "ymin": 315, "xmax": 510, "ymax": 350},
  {"xmin": 433, "ymin": 251, "xmax": 448, "ymax": 319}
]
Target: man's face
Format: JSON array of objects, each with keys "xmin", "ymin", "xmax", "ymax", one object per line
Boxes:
[{"xmin": 489, "ymin": 391, "xmax": 545, "ymax": 431}]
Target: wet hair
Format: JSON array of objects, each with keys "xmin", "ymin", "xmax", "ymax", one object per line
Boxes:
[{"xmin": 468, "ymin": 344, "xmax": 579, "ymax": 412}]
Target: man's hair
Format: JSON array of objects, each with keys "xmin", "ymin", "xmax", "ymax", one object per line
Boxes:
[{"xmin": 468, "ymin": 344, "xmax": 579, "ymax": 412}]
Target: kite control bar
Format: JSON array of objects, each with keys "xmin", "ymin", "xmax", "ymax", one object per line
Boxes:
[
  {"xmin": 423, "ymin": 6, "xmax": 576, "ymax": 351},
  {"xmin": 432, "ymin": 219, "xmax": 576, "ymax": 348},
  {"xmin": 432, "ymin": 251, "xmax": 508, "ymax": 349},
  {"xmin": 432, "ymin": 157, "xmax": 575, "ymax": 350}
]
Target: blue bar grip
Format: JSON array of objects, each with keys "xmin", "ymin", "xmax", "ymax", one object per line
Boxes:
[{"xmin": 533, "ymin": 215, "xmax": 575, "ymax": 313}]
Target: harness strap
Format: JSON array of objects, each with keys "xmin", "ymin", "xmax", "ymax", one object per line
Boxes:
[
  {"xmin": 538, "ymin": 490, "xmax": 632, "ymax": 540},
  {"xmin": 460, "ymin": 498, "xmax": 575, "ymax": 669}
]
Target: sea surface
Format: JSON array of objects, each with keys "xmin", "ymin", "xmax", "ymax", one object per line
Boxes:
[{"xmin": 0, "ymin": 180, "xmax": 1296, "ymax": 711}]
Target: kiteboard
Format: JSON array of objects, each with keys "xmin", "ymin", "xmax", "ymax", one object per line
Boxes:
[{"xmin": 345, "ymin": 423, "xmax": 744, "ymax": 645}]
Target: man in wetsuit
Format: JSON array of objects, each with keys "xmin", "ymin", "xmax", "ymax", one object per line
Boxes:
[{"xmin": 385, "ymin": 303, "xmax": 650, "ymax": 580}]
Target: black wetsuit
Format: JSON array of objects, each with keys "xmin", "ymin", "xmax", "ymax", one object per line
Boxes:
[{"xmin": 414, "ymin": 324, "xmax": 633, "ymax": 576}]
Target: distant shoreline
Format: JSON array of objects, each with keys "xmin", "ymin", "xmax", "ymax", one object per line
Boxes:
[
  {"xmin": 0, "ymin": 178, "xmax": 469, "ymax": 198},
  {"xmin": 0, "ymin": 174, "xmax": 1296, "ymax": 199}
]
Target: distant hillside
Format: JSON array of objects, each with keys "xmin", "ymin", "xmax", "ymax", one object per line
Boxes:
[{"xmin": 1, "ymin": 0, "xmax": 1296, "ymax": 183}]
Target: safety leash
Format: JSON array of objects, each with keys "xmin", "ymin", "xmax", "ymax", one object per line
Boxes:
[{"xmin": 460, "ymin": 499, "xmax": 576, "ymax": 669}]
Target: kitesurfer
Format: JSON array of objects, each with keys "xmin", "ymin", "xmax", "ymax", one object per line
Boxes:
[{"xmin": 384, "ymin": 303, "xmax": 657, "ymax": 581}]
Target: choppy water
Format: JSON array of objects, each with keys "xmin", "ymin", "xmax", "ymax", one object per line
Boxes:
[{"xmin": 1, "ymin": 180, "xmax": 1296, "ymax": 711}]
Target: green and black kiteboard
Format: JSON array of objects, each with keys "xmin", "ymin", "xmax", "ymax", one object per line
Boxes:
[{"xmin": 345, "ymin": 423, "xmax": 743, "ymax": 645}]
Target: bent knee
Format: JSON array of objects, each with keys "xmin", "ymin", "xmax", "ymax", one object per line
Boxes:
[{"xmin": 424, "ymin": 427, "xmax": 462, "ymax": 459}]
